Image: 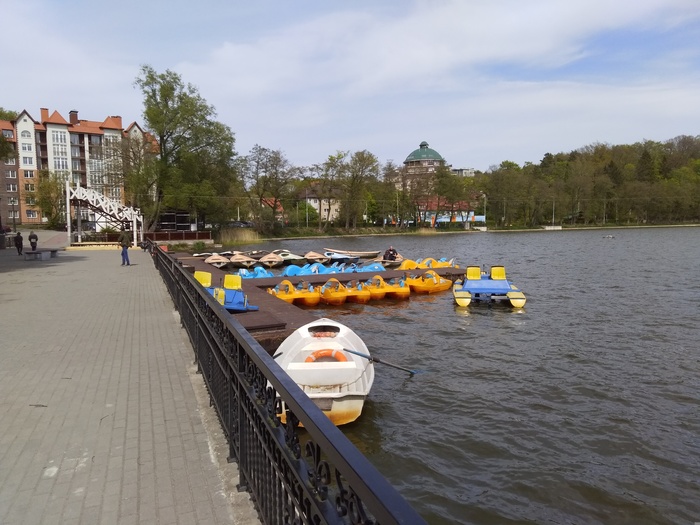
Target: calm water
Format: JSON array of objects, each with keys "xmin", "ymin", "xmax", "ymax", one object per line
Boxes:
[{"xmin": 245, "ymin": 227, "xmax": 700, "ymax": 524}]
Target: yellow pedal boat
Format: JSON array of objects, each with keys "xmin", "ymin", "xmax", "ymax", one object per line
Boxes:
[
  {"xmin": 268, "ymin": 279, "xmax": 321, "ymax": 307},
  {"xmin": 320, "ymin": 278, "xmax": 348, "ymax": 305},
  {"xmin": 406, "ymin": 270, "xmax": 453, "ymax": 294}
]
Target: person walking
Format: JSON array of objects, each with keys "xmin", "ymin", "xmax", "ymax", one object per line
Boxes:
[
  {"xmin": 14, "ymin": 232, "xmax": 23, "ymax": 255},
  {"xmin": 117, "ymin": 227, "xmax": 131, "ymax": 266},
  {"xmin": 28, "ymin": 231, "xmax": 38, "ymax": 251}
]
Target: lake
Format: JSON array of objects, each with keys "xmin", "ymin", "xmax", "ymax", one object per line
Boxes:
[{"xmin": 243, "ymin": 227, "xmax": 700, "ymax": 524}]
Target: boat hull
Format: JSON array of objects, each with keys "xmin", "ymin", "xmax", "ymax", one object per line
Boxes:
[{"xmin": 274, "ymin": 318, "xmax": 374, "ymax": 426}]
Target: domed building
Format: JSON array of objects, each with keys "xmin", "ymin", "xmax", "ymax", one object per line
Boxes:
[{"xmin": 403, "ymin": 141, "xmax": 445, "ymax": 175}]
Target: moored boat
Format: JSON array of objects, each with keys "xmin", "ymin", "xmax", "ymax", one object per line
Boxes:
[
  {"xmin": 268, "ymin": 279, "xmax": 321, "ymax": 307},
  {"xmin": 452, "ymin": 265, "xmax": 526, "ymax": 308},
  {"xmin": 406, "ymin": 270, "xmax": 453, "ymax": 294},
  {"xmin": 383, "ymin": 276, "xmax": 411, "ymax": 300},
  {"xmin": 272, "ymin": 249, "xmax": 307, "ymax": 265},
  {"xmin": 319, "ymin": 278, "xmax": 348, "ymax": 305},
  {"xmin": 364, "ymin": 275, "xmax": 388, "ymax": 300},
  {"xmin": 229, "ymin": 253, "xmax": 258, "ymax": 268},
  {"xmin": 324, "ymin": 248, "xmax": 381, "ymax": 259},
  {"xmin": 204, "ymin": 254, "xmax": 231, "ymax": 269},
  {"xmin": 258, "ymin": 252, "xmax": 285, "ymax": 268},
  {"xmin": 274, "ymin": 318, "xmax": 375, "ymax": 425},
  {"xmin": 303, "ymin": 251, "xmax": 330, "ymax": 264},
  {"xmin": 324, "ymin": 252, "xmax": 360, "ymax": 265},
  {"xmin": 344, "ymin": 280, "xmax": 372, "ymax": 304},
  {"xmin": 193, "ymin": 270, "xmax": 259, "ymax": 312}
]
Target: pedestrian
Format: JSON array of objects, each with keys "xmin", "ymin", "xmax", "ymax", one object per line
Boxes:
[
  {"xmin": 14, "ymin": 232, "xmax": 23, "ymax": 255},
  {"xmin": 28, "ymin": 231, "xmax": 38, "ymax": 251},
  {"xmin": 117, "ymin": 227, "xmax": 131, "ymax": 266}
]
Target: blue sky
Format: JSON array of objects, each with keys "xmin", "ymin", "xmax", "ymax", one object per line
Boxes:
[{"xmin": 3, "ymin": 0, "xmax": 700, "ymax": 171}]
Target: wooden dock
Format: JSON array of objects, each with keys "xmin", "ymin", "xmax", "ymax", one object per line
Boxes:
[{"xmin": 172, "ymin": 253, "xmax": 465, "ymax": 353}]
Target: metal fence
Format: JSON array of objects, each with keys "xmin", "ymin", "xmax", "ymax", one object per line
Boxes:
[{"xmin": 151, "ymin": 246, "xmax": 426, "ymax": 525}]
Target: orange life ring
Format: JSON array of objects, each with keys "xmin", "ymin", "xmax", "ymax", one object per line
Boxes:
[{"xmin": 305, "ymin": 349, "xmax": 348, "ymax": 363}]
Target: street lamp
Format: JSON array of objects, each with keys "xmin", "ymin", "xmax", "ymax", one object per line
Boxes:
[{"xmin": 11, "ymin": 198, "xmax": 16, "ymax": 232}]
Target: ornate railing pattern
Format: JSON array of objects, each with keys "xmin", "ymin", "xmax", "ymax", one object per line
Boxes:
[{"xmin": 152, "ymin": 246, "xmax": 426, "ymax": 525}]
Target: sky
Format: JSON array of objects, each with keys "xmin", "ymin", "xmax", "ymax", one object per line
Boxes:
[{"xmin": 3, "ymin": 0, "xmax": 700, "ymax": 172}]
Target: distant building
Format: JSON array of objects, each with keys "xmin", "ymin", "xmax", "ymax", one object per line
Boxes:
[
  {"xmin": 0, "ymin": 108, "xmax": 146, "ymax": 228},
  {"xmin": 451, "ymin": 167, "xmax": 476, "ymax": 177}
]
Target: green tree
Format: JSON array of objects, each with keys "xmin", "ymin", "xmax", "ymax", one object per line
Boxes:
[
  {"xmin": 0, "ymin": 107, "xmax": 18, "ymax": 161},
  {"xmin": 241, "ymin": 145, "xmax": 297, "ymax": 231},
  {"xmin": 36, "ymin": 170, "xmax": 66, "ymax": 229},
  {"xmin": 341, "ymin": 150, "xmax": 379, "ymax": 229},
  {"xmin": 134, "ymin": 65, "xmax": 236, "ymax": 230}
]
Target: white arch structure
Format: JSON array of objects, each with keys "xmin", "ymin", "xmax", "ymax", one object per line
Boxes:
[{"xmin": 65, "ymin": 181, "xmax": 143, "ymax": 246}]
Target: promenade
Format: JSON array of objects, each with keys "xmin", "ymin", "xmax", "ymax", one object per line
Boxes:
[{"xmin": 0, "ymin": 230, "xmax": 260, "ymax": 524}]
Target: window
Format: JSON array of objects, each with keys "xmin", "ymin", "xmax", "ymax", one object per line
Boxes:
[
  {"xmin": 90, "ymin": 135, "xmax": 102, "ymax": 145},
  {"xmin": 21, "ymin": 130, "xmax": 31, "ymax": 138},
  {"xmin": 8, "ymin": 197, "xmax": 18, "ymax": 205},
  {"xmin": 71, "ymin": 146, "xmax": 80, "ymax": 157},
  {"xmin": 72, "ymin": 160, "xmax": 81, "ymax": 170},
  {"xmin": 7, "ymin": 170, "xmax": 17, "ymax": 178},
  {"xmin": 6, "ymin": 183, "xmax": 18, "ymax": 192},
  {"xmin": 24, "ymin": 170, "xmax": 34, "ymax": 178},
  {"xmin": 26, "ymin": 210, "xmax": 38, "ymax": 219},
  {"xmin": 25, "ymin": 196, "xmax": 36, "ymax": 205},
  {"xmin": 2, "ymin": 129, "xmax": 13, "ymax": 139},
  {"xmin": 52, "ymin": 144, "xmax": 67, "ymax": 157},
  {"xmin": 53, "ymin": 158, "xmax": 68, "ymax": 170},
  {"xmin": 25, "ymin": 183, "xmax": 36, "ymax": 192},
  {"xmin": 22, "ymin": 143, "xmax": 33, "ymax": 151},
  {"xmin": 22, "ymin": 157, "xmax": 33, "ymax": 165},
  {"xmin": 5, "ymin": 158, "xmax": 15, "ymax": 165},
  {"xmin": 51, "ymin": 130, "xmax": 67, "ymax": 144},
  {"xmin": 70, "ymin": 134, "xmax": 80, "ymax": 145}
]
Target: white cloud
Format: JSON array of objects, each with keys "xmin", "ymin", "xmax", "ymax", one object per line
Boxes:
[{"xmin": 3, "ymin": 0, "xmax": 700, "ymax": 171}]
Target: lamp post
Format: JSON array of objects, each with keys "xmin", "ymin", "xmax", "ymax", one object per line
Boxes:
[
  {"xmin": 12, "ymin": 198, "xmax": 16, "ymax": 232},
  {"xmin": 0, "ymin": 196, "xmax": 3, "ymax": 232}
]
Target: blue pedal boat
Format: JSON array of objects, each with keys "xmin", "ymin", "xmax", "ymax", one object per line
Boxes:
[
  {"xmin": 452, "ymin": 265, "xmax": 526, "ymax": 308},
  {"xmin": 194, "ymin": 271, "xmax": 260, "ymax": 312}
]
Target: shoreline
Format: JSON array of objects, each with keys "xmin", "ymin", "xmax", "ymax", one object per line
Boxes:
[{"xmin": 257, "ymin": 222, "xmax": 700, "ymax": 243}]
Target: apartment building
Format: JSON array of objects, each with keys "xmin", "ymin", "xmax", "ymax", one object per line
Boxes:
[{"xmin": 1, "ymin": 108, "xmax": 145, "ymax": 229}]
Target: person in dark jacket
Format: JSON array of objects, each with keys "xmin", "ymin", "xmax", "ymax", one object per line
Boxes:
[
  {"xmin": 14, "ymin": 232, "xmax": 23, "ymax": 255},
  {"xmin": 28, "ymin": 231, "xmax": 38, "ymax": 251},
  {"xmin": 117, "ymin": 228, "xmax": 131, "ymax": 266}
]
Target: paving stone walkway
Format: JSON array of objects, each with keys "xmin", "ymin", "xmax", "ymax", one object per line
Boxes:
[{"xmin": 0, "ymin": 231, "xmax": 260, "ymax": 525}]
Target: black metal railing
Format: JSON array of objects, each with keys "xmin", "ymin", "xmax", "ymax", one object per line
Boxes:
[{"xmin": 151, "ymin": 245, "xmax": 426, "ymax": 525}]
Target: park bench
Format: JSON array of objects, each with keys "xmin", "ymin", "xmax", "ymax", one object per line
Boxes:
[{"xmin": 24, "ymin": 249, "xmax": 60, "ymax": 261}]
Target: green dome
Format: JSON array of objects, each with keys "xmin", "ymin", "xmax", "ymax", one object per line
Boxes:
[{"xmin": 404, "ymin": 141, "xmax": 444, "ymax": 163}]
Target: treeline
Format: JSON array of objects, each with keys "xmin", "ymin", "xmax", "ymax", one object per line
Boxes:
[
  {"xmin": 477, "ymin": 136, "xmax": 700, "ymax": 227},
  {"xmin": 7, "ymin": 66, "xmax": 698, "ymax": 232}
]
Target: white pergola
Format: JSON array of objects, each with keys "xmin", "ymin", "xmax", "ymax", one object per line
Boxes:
[{"xmin": 65, "ymin": 182, "xmax": 143, "ymax": 246}]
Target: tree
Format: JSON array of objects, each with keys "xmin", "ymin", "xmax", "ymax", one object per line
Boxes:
[
  {"xmin": 134, "ymin": 65, "xmax": 236, "ymax": 230},
  {"xmin": 36, "ymin": 170, "xmax": 66, "ymax": 229},
  {"xmin": 0, "ymin": 107, "xmax": 18, "ymax": 161},
  {"xmin": 341, "ymin": 150, "xmax": 379, "ymax": 229},
  {"xmin": 241, "ymin": 145, "xmax": 297, "ymax": 231}
]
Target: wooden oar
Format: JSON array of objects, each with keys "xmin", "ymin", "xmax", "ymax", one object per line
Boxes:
[{"xmin": 343, "ymin": 348, "xmax": 420, "ymax": 375}]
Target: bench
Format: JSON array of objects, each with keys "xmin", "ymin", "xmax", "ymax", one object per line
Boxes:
[{"xmin": 24, "ymin": 249, "xmax": 59, "ymax": 261}]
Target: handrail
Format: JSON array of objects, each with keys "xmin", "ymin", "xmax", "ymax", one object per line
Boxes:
[{"xmin": 150, "ymin": 244, "xmax": 426, "ymax": 525}]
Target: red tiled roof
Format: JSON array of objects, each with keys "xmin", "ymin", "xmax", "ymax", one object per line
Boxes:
[{"xmin": 45, "ymin": 110, "xmax": 69, "ymax": 125}]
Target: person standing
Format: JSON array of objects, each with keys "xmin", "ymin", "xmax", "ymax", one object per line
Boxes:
[
  {"xmin": 28, "ymin": 231, "xmax": 38, "ymax": 251},
  {"xmin": 117, "ymin": 228, "xmax": 131, "ymax": 266},
  {"xmin": 14, "ymin": 232, "xmax": 23, "ymax": 255}
]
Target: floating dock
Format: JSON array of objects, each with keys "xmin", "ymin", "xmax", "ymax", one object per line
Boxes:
[{"xmin": 172, "ymin": 253, "xmax": 465, "ymax": 353}]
